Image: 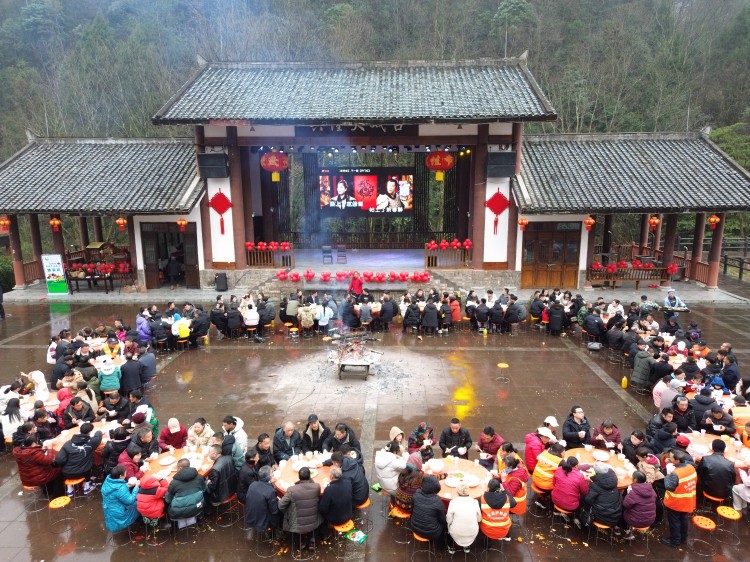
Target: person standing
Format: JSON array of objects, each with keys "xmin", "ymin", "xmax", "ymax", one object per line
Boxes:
[{"xmin": 659, "ymin": 449, "xmax": 697, "ymax": 549}]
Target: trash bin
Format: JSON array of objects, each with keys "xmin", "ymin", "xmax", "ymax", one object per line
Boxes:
[{"xmin": 215, "ymin": 272, "xmax": 228, "ymax": 292}]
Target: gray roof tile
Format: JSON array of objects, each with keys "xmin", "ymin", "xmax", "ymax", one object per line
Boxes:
[
  {"xmin": 0, "ymin": 138, "xmax": 203, "ymax": 215},
  {"xmin": 516, "ymin": 133, "xmax": 750, "ymax": 214},
  {"xmin": 153, "ymin": 59, "xmax": 556, "ymax": 125}
]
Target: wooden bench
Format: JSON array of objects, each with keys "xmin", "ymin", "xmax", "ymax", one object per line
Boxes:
[{"xmin": 587, "ymin": 267, "xmax": 670, "ymax": 290}]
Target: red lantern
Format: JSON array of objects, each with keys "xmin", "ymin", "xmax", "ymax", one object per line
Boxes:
[
  {"xmin": 176, "ymin": 218, "xmax": 188, "ymax": 232},
  {"xmin": 583, "ymin": 217, "xmax": 596, "ymax": 231},
  {"xmin": 666, "ymin": 263, "xmax": 678, "ymax": 275},
  {"xmin": 425, "ymin": 151, "xmax": 455, "ymax": 181},
  {"xmin": 49, "ymin": 217, "xmax": 62, "ymax": 232},
  {"xmin": 260, "ymin": 152, "xmax": 289, "ymax": 182},
  {"xmin": 648, "ymin": 216, "xmax": 661, "ymax": 231},
  {"xmin": 0, "ymin": 216, "xmax": 10, "ymax": 229},
  {"xmin": 518, "ymin": 218, "xmax": 529, "ymax": 231},
  {"xmin": 115, "ymin": 217, "xmax": 127, "ymax": 231},
  {"xmin": 707, "ymin": 215, "xmax": 721, "ymax": 230}
]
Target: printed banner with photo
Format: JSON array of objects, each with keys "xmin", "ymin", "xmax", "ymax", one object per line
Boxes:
[
  {"xmin": 41, "ymin": 254, "xmax": 68, "ymax": 294},
  {"xmin": 319, "ymin": 167, "xmax": 414, "ymax": 217}
]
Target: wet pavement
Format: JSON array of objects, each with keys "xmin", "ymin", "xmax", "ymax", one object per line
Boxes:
[{"xmin": 0, "ymin": 299, "xmax": 748, "ymax": 561}]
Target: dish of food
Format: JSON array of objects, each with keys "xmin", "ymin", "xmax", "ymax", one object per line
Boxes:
[
  {"xmin": 463, "ymin": 475, "xmax": 481, "ymax": 488},
  {"xmin": 426, "ymin": 459, "xmax": 444, "ymax": 472},
  {"xmin": 449, "ymin": 472, "xmax": 465, "ymax": 479},
  {"xmin": 308, "ymin": 468, "xmax": 318, "ymax": 478},
  {"xmin": 591, "ymin": 450, "xmax": 610, "ymax": 462},
  {"xmin": 158, "ymin": 456, "xmax": 177, "ymax": 466},
  {"xmin": 444, "ymin": 477, "xmax": 460, "ymax": 488}
]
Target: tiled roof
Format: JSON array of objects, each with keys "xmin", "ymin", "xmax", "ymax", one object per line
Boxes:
[
  {"xmin": 0, "ymin": 137, "xmax": 203, "ymax": 215},
  {"xmin": 516, "ymin": 133, "xmax": 750, "ymax": 214},
  {"xmin": 153, "ymin": 59, "xmax": 557, "ymax": 125}
]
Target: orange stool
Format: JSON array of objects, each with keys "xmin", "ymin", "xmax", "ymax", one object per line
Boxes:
[
  {"xmin": 550, "ymin": 504, "xmax": 573, "ymax": 539},
  {"xmin": 588, "ymin": 521, "xmax": 613, "ymax": 548},
  {"xmin": 528, "ymin": 482, "xmax": 549, "ymax": 517},
  {"xmin": 388, "ymin": 505, "xmax": 412, "ymax": 544},
  {"xmin": 689, "ymin": 515, "xmax": 716, "ymax": 556},
  {"xmin": 715, "ymin": 505, "xmax": 741, "ymax": 546},
  {"xmin": 175, "ymin": 338, "xmax": 189, "ymax": 351},
  {"xmin": 214, "ymin": 494, "xmax": 240, "ymax": 528},
  {"xmin": 284, "ymin": 322, "xmax": 294, "ymax": 335},
  {"xmin": 246, "ymin": 327, "xmax": 257, "ymax": 339},
  {"xmin": 461, "ymin": 317, "xmax": 471, "ymax": 332},
  {"xmin": 354, "ymin": 497, "xmax": 372, "ymax": 533},
  {"xmin": 630, "ymin": 526, "xmax": 651, "ymax": 557},
  {"xmin": 699, "ymin": 491, "xmax": 727, "ymax": 514},
  {"xmin": 22, "ymin": 485, "xmax": 49, "ymax": 514},
  {"xmin": 64, "ymin": 477, "xmax": 88, "ymax": 504},
  {"xmin": 289, "ymin": 327, "xmax": 300, "ymax": 340},
  {"xmin": 332, "ymin": 519, "xmax": 354, "ymax": 559},
  {"xmin": 411, "ymin": 532, "xmax": 436, "ymax": 561},
  {"xmin": 49, "ymin": 496, "xmax": 77, "ymax": 534}
]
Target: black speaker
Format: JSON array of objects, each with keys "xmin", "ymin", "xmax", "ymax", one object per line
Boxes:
[
  {"xmin": 487, "ymin": 152, "xmax": 517, "ymax": 178},
  {"xmin": 197, "ymin": 152, "xmax": 229, "ymax": 178}
]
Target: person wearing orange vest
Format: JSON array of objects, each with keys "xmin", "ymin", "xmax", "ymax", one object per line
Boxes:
[
  {"xmin": 479, "ymin": 479, "xmax": 516, "ymax": 541},
  {"xmin": 531, "ymin": 443, "xmax": 564, "ymax": 509},
  {"xmin": 739, "ymin": 421, "xmax": 750, "ymax": 448},
  {"xmin": 659, "ymin": 449, "xmax": 697, "ymax": 549},
  {"xmin": 729, "ymin": 396, "xmax": 750, "ymax": 436},
  {"xmin": 500, "ymin": 455, "xmax": 528, "ymax": 515}
]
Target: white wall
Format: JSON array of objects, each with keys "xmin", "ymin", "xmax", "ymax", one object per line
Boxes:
[
  {"xmin": 205, "ymin": 177, "xmax": 235, "ymax": 262},
  {"xmin": 483, "ymin": 178, "xmax": 511, "ymax": 263},
  {"xmin": 204, "ymin": 124, "xmax": 296, "ymax": 138}
]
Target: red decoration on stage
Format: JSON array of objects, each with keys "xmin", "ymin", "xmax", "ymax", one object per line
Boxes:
[
  {"xmin": 666, "ymin": 263, "xmax": 678, "ymax": 275},
  {"xmin": 439, "ymin": 239, "xmax": 449, "ymax": 251},
  {"xmin": 425, "ymin": 151, "xmax": 455, "ymax": 181},
  {"xmin": 268, "ymin": 241, "xmax": 279, "ymax": 251},
  {"xmin": 591, "ymin": 261, "xmax": 604, "ymax": 271},
  {"xmin": 320, "ymin": 272, "xmax": 331, "ymax": 282},
  {"xmin": 289, "ymin": 271, "xmax": 301, "ymax": 282},
  {"xmin": 398, "ymin": 272, "xmax": 410, "ymax": 282},
  {"xmin": 605, "ymin": 263, "xmax": 618, "ymax": 274},
  {"xmin": 280, "ymin": 242, "xmax": 291, "ymax": 251},
  {"xmin": 427, "ymin": 240, "xmax": 438, "ymax": 251},
  {"xmin": 375, "ymin": 272, "xmax": 386, "ymax": 283},
  {"xmin": 617, "ymin": 260, "xmax": 628, "ymax": 269},
  {"xmin": 303, "ymin": 269, "xmax": 315, "ymax": 281},
  {"xmin": 631, "ymin": 259, "xmax": 643, "ymax": 269},
  {"xmin": 462, "ymin": 238, "xmax": 473, "ymax": 250},
  {"xmin": 276, "ymin": 270, "xmax": 288, "ymax": 281},
  {"xmin": 245, "ymin": 242, "xmax": 255, "ymax": 251},
  {"xmin": 208, "ymin": 189, "xmax": 233, "ymax": 235},
  {"xmin": 257, "ymin": 241, "xmax": 267, "ymax": 251},
  {"xmin": 484, "ymin": 188, "xmax": 510, "ymax": 235}
]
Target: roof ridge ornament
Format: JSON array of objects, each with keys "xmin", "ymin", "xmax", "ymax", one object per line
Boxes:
[
  {"xmin": 25, "ymin": 129, "xmax": 39, "ymax": 143},
  {"xmin": 197, "ymin": 54, "xmax": 208, "ymax": 67}
]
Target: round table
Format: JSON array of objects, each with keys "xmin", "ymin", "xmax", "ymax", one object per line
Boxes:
[
  {"xmin": 431, "ymin": 458, "xmax": 491, "ymax": 502},
  {"xmin": 683, "ymin": 432, "xmax": 749, "ymax": 465},
  {"xmin": 275, "ymin": 456, "xmax": 332, "ymax": 496},
  {"xmin": 566, "ymin": 448, "xmax": 634, "ymax": 489},
  {"xmin": 144, "ymin": 447, "xmax": 214, "ymax": 484}
]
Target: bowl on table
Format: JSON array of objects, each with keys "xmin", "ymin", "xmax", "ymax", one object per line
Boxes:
[{"xmin": 592, "ymin": 450, "xmax": 611, "ymax": 462}]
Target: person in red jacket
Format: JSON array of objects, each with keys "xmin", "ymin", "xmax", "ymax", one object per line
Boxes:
[
  {"xmin": 449, "ymin": 297, "xmax": 462, "ymax": 323},
  {"xmin": 136, "ymin": 473, "xmax": 169, "ymax": 520},
  {"xmin": 348, "ymin": 272, "xmax": 363, "ymax": 298},
  {"xmin": 474, "ymin": 426, "xmax": 505, "ymax": 470},
  {"xmin": 551, "ymin": 456, "xmax": 590, "ymax": 520},
  {"xmin": 591, "ymin": 420, "xmax": 622, "ymax": 451},
  {"xmin": 158, "ymin": 418, "xmax": 188, "ymax": 451},
  {"xmin": 524, "ymin": 427, "xmax": 554, "ymax": 473},
  {"xmin": 118, "ymin": 444, "xmax": 145, "ymax": 480},
  {"xmin": 13, "ymin": 434, "xmax": 64, "ymax": 497}
]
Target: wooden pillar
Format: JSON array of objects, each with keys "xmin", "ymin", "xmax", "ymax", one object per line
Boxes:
[
  {"xmin": 638, "ymin": 214, "xmax": 649, "ymax": 255},
  {"xmin": 706, "ymin": 212, "xmax": 726, "ymax": 289},
  {"xmin": 28, "ymin": 214, "xmax": 43, "ymax": 264},
  {"xmin": 506, "ymin": 122, "xmax": 523, "ymax": 272},
  {"xmin": 7, "ymin": 214, "xmax": 26, "ymax": 288},
  {"xmin": 660, "ymin": 214, "xmax": 678, "ymax": 287},
  {"xmin": 194, "ymin": 126, "xmax": 213, "ymax": 269},
  {"xmin": 77, "ymin": 216, "xmax": 90, "ymax": 249},
  {"xmin": 93, "ymin": 216, "xmax": 104, "ymax": 242},
  {"xmin": 652, "ymin": 213, "xmax": 663, "ymax": 253},
  {"xmin": 227, "ymin": 126, "xmax": 247, "ymax": 268},
  {"xmin": 690, "ymin": 212, "xmax": 706, "ymax": 280},
  {"xmin": 127, "ymin": 216, "xmax": 138, "ymax": 269},
  {"xmin": 470, "ymin": 124, "xmax": 489, "ymax": 269},
  {"xmin": 602, "ymin": 214, "xmax": 614, "ymax": 263},
  {"xmin": 50, "ymin": 214, "xmax": 66, "ymax": 256},
  {"xmin": 586, "ymin": 215, "xmax": 597, "ymax": 266},
  {"xmin": 240, "ymin": 146, "xmax": 254, "ymax": 243}
]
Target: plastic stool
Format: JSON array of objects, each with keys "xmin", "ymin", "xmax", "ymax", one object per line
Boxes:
[
  {"xmin": 481, "ymin": 531, "xmax": 507, "ymax": 561},
  {"xmin": 214, "ymin": 494, "xmax": 240, "ymax": 528},
  {"xmin": 284, "ymin": 322, "xmax": 294, "ymax": 335},
  {"xmin": 688, "ymin": 515, "xmax": 716, "ymax": 556},
  {"xmin": 411, "ymin": 532, "xmax": 436, "ymax": 561},
  {"xmin": 630, "ymin": 526, "xmax": 650, "ymax": 557},
  {"xmin": 107, "ymin": 522, "xmax": 136, "ymax": 546},
  {"xmin": 715, "ymin": 505, "xmax": 741, "ymax": 545},
  {"xmin": 64, "ymin": 477, "xmax": 88, "ymax": 505},
  {"xmin": 461, "ymin": 317, "xmax": 471, "ymax": 332},
  {"xmin": 291, "ymin": 531, "xmax": 315, "ymax": 560},
  {"xmin": 354, "ymin": 497, "xmax": 373, "ymax": 533},
  {"xmin": 389, "ymin": 505, "xmax": 412, "ymax": 544},
  {"xmin": 155, "ymin": 339, "xmax": 169, "ymax": 353},
  {"xmin": 172, "ymin": 517, "xmax": 201, "ymax": 544},
  {"xmin": 528, "ymin": 483, "xmax": 549, "ymax": 517},
  {"xmin": 175, "ymin": 338, "xmax": 189, "ymax": 351},
  {"xmin": 699, "ymin": 491, "xmax": 727, "ymax": 514},
  {"xmin": 143, "ymin": 513, "xmax": 170, "ymax": 546},
  {"xmin": 289, "ymin": 327, "xmax": 300, "ymax": 340},
  {"xmin": 255, "ymin": 527, "xmax": 280, "ymax": 558},
  {"xmin": 588, "ymin": 521, "xmax": 613, "ymax": 548},
  {"xmin": 49, "ymin": 496, "xmax": 77, "ymax": 534},
  {"xmin": 230, "ymin": 327, "xmax": 242, "ymax": 339},
  {"xmin": 550, "ymin": 504, "xmax": 573, "ymax": 539},
  {"xmin": 332, "ymin": 519, "xmax": 354, "ymax": 559},
  {"xmin": 246, "ymin": 327, "xmax": 257, "ymax": 339},
  {"xmin": 263, "ymin": 322, "xmax": 274, "ymax": 335},
  {"xmin": 22, "ymin": 485, "xmax": 49, "ymax": 514}
]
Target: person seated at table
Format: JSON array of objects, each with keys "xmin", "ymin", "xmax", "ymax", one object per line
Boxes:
[
  {"xmin": 327, "ymin": 448, "xmax": 369, "ymax": 506},
  {"xmin": 135, "ymin": 308, "xmax": 153, "ymax": 347},
  {"xmin": 562, "ymin": 406, "xmax": 591, "ymax": 449},
  {"xmin": 472, "ymin": 298, "xmax": 490, "ymax": 332},
  {"xmin": 474, "ymin": 426, "xmax": 505, "ymax": 470},
  {"xmin": 323, "ymin": 422, "xmax": 361, "ymax": 456},
  {"xmin": 646, "ymin": 406, "xmax": 673, "ymax": 438},
  {"xmin": 652, "ymin": 374, "xmax": 672, "ymax": 410},
  {"xmin": 606, "ymin": 299, "xmax": 624, "ymax": 317},
  {"xmin": 551, "ymin": 456, "xmax": 589, "ymax": 523},
  {"xmin": 136, "ymin": 472, "xmax": 169, "ymax": 525},
  {"xmin": 619, "ymin": 470, "xmax": 657, "ymax": 540},
  {"xmin": 14, "ymin": 433, "xmax": 64, "ymax": 498},
  {"xmin": 11, "ymin": 421, "xmax": 35, "ymax": 449},
  {"xmin": 591, "ymin": 420, "xmax": 621, "ymax": 451},
  {"xmin": 159, "ymin": 418, "xmax": 188, "ymax": 451},
  {"xmin": 55, "ymin": 421, "xmax": 102, "ymax": 496},
  {"xmin": 708, "ymin": 374, "xmax": 731, "ymax": 396},
  {"xmin": 209, "ymin": 302, "xmax": 227, "ymax": 337},
  {"xmin": 62, "ymin": 396, "xmax": 95, "ymax": 429},
  {"xmin": 502, "ymin": 296, "xmax": 527, "ymax": 334},
  {"xmin": 102, "ymin": 426, "xmax": 131, "ymax": 475},
  {"xmin": 500, "ymin": 455, "xmax": 528, "ymax": 514},
  {"xmin": 419, "ymin": 298, "xmax": 439, "ymax": 336},
  {"xmin": 487, "ymin": 300, "xmax": 504, "ymax": 334},
  {"xmin": 101, "ymin": 465, "xmax": 140, "ymax": 532},
  {"xmin": 31, "ymin": 409, "xmax": 57, "ymax": 441},
  {"xmin": 582, "ymin": 464, "xmax": 621, "ymax": 528},
  {"xmin": 721, "ymin": 355, "xmax": 741, "ymax": 392},
  {"xmin": 439, "ymin": 418, "xmax": 473, "ymax": 459},
  {"xmin": 241, "ymin": 304, "xmax": 260, "ymax": 335},
  {"xmin": 166, "ymin": 458, "xmax": 206, "ymax": 523},
  {"xmin": 635, "ymin": 445, "xmax": 665, "ymax": 485},
  {"xmin": 531, "ymin": 442, "xmax": 565, "ymax": 506},
  {"xmin": 318, "ymin": 465, "xmax": 353, "ymax": 530},
  {"xmin": 697, "ymin": 439, "xmax": 735, "ymax": 501},
  {"xmin": 727, "ymin": 396, "xmax": 750, "ymax": 432},
  {"xmin": 98, "ymin": 391, "xmax": 129, "ymax": 424},
  {"xmin": 222, "ymin": 415, "xmax": 248, "ymax": 453},
  {"xmin": 188, "ymin": 309, "xmax": 211, "ymax": 348},
  {"xmin": 204, "ymin": 443, "xmax": 238, "ymax": 507},
  {"xmin": 702, "ymin": 404, "xmax": 736, "ymax": 436},
  {"xmin": 446, "ymin": 482, "xmax": 482, "ymax": 554},
  {"xmin": 210, "ymin": 431, "xmax": 243, "ymax": 472},
  {"xmin": 54, "ymin": 388, "xmax": 73, "ymax": 430},
  {"xmin": 226, "ymin": 305, "xmax": 243, "ymax": 336},
  {"xmin": 690, "ymin": 386, "xmax": 719, "ymax": 422},
  {"xmin": 358, "ymin": 298, "xmax": 373, "ymax": 326},
  {"xmin": 237, "ymin": 447, "xmax": 260, "ymax": 504},
  {"xmin": 407, "ymin": 421, "xmax": 437, "ymax": 462},
  {"xmin": 478, "ymin": 478, "xmax": 516, "ymax": 543},
  {"xmin": 74, "ymin": 380, "xmax": 97, "ymax": 414},
  {"xmin": 131, "ymin": 426, "xmax": 160, "ymax": 458},
  {"xmin": 524, "ymin": 427, "xmax": 554, "ymax": 473},
  {"xmin": 244, "ymin": 465, "xmax": 281, "ymax": 532},
  {"xmin": 187, "ymin": 417, "xmax": 213, "ymax": 448},
  {"xmin": 652, "ymin": 422, "xmax": 678, "ymax": 454},
  {"xmin": 255, "ymin": 433, "xmax": 276, "ymax": 469},
  {"xmin": 498, "ymin": 442, "xmax": 524, "ymax": 472},
  {"xmin": 660, "ymin": 378, "xmax": 687, "ymax": 411},
  {"xmin": 375, "ymin": 440, "xmax": 407, "ymax": 494},
  {"xmin": 73, "ymin": 343, "xmax": 99, "ymax": 376},
  {"xmin": 273, "ymin": 420, "xmax": 303, "ymax": 463},
  {"xmin": 661, "ymin": 315, "xmax": 681, "ymax": 336},
  {"xmin": 314, "ymin": 299, "xmax": 333, "ymax": 334},
  {"xmin": 50, "ymin": 355, "xmax": 75, "ymax": 390},
  {"xmin": 401, "ymin": 298, "xmax": 420, "ymax": 333},
  {"xmin": 1, "ymin": 398, "xmax": 25, "ymax": 443},
  {"xmin": 100, "ymin": 336, "xmax": 123, "ymax": 359},
  {"xmin": 299, "ymin": 414, "xmax": 330, "ymax": 454},
  {"xmin": 410, "ymin": 475, "xmax": 446, "ymax": 544},
  {"xmin": 118, "ymin": 443, "xmax": 145, "ymax": 480},
  {"xmin": 438, "ymin": 299, "xmax": 453, "ymax": 333},
  {"xmin": 278, "ymin": 466, "xmax": 323, "ymax": 552},
  {"xmin": 340, "ymin": 297, "xmax": 360, "ymax": 331},
  {"xmin": 97, "ymin": 356, "xmax": 122, "ymax": 398}
]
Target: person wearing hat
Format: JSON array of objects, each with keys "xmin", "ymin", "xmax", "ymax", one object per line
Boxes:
[
  {"xmin": 524, "ymin": 426, "xmax": 554, "ymax": 473},
  {"xmin": 697, "ymin": 439, "xmax": 735, "ymax": 501},
  {"xmin": 136, "ymin": 307, "xmax": 153, "ymax": 347},
  {"xmin": 300, "ymin": 413, "xmax": 329, "ymax": 454},
  {"xmin": 97, "ymin": 356, "xmax": 122, "ymax": 395},
  {"xmin": 410, "ymin": 475, "xmax": 446, "ymax": 543},
  {"xmin": 543, "ymin": 416, "xmax": 560, "ymax": 441},
  {"xmin": 100, "ymin": 337, "xmax": 123, "ymax": 359},
  {"xmin": 662, "ymin": 289, "xmax": 686, "ymax": 320},
  {"xmin": 446, "ymin": 481, "xmax": 482, "ymax": 553},
  {"xmin": 661, "ymin": 314, "xmax": 682, "ymax": 336},
  {"xmin": 702, "ymin": 404, "xmax": 736, "ymax": 436},
  {"xmin": 158, "ymin": 418, "xmax": 188, "ymax": 451},
  {"xmin": 391, "ymin": 452, "xmax": 426, "ymax": 514},
  {"xmin": 130, "ymin": 410, "xmax": 151, "ymax": 436},
  {"xmin": 691, "ymin": 340, "xmax": 711, "ymax": 359}
]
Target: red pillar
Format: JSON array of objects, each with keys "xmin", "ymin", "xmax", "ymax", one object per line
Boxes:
[
  {"xmin": 28, "ymin": 214, "xmax": 43, "ymax": 269},
  {"xmin": 602, "ymin": 214, "xmax": 614, "ymax": 263},
  {"xmin": 660, "ymin": 214, "xmax": 678, "ymax": 287},
  {"xmin": 127, "ymin": 216, "xmax": 138, "ymax": 270},
  {"xmin": 470, "ymin": 124, "xmax": 489, "ymax": 269},
  {"xmin": 690, "ymin": 213, "xmax": 706, "ymax": 280},
  {"xmin": 93, "ymin": 216, "xmax": 104, "ymax": 242},
  {"xmin": 227, "ymin": 126, "xmax": 247, "ymax": 268},
  {"xmin": 50, "ymin": 214, "xmax": 66, "ymax": 257},
  {"xmin": 652, "ymin": 213, "xmax": 663, "ymax": 253},
  {"xmin": 7, "ymin": 214, "xmax": 26, "ymax": 288},
  {"xmin": 77, "ymin": 216, "xmax": 90, "ymax": 249},
  {"xmin": 706, "ymin": 212, "xmax": 726, "ymax": 289},
  {"xmin": 638, "ymin": 214, "xmax": 649, "ymax": 255}
]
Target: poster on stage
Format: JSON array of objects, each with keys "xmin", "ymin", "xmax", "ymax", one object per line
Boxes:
[
  {"xmin": 41, "ymin": 254, "xmax": 68, "ymax": 294},
  {"xmin": 320, "ymin": 167, "xmax": 414, "ymax": 217}
]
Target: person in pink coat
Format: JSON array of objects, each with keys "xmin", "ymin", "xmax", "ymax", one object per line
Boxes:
[{"xmin": 551, "ymin": 456, "xmax": 590, "ymax": 516}]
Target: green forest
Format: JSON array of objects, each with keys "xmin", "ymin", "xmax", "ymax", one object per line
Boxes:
[{"xmin": 1, "ymin": 0, "xmax": 749, "ymax": 250}]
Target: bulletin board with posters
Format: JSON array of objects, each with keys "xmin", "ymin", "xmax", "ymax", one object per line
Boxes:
[
  {"xmin": 41, "ymin": 254, "xmax": 69, "ymax": 294},
  {"xmin": 319, "ymin": 167, "xmax": 414, "ymax": 217}
]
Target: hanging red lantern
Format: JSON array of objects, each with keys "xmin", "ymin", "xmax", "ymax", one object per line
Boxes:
[
  {"xmin": 176, "ymin": 218, "xmax": 188, "ymax": 232},
  {"xmin": 49, "ymin": 217, "xmax": 62, "ymax": 232},
  {"xmin": 583, "ymin": 217, "xmax": 596, "ymax": 231},
  {"xmin": 0, "ymin": 216, "xmax": 11, "ymax": 230},
  {"xmin": 115, "ymin": 217, "xmax": 127, "ymax": 231},
  {"xmin": 425, "ymin": 151, "xmax": 455, "ymax": 181},
  {"xmin": 707, "ymin": 214, "xmax": 721, "ymax": 230},
  {"xmin": 648, "ymin": 216, "xmax": 661, "ymax": 231},
  {"xmin": 518, "ymin": 218, "xmax": 529, "ymax": 231},
  {"xmin": 260, "ymin": 151, "xmax": 289, "ymax": 182}
]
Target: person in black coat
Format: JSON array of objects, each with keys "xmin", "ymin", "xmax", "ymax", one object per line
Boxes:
[
  {"xmin": 620, "ymin": 430, "xmax": 654, "ymax": 465},
  {"xmin": 237, "ymin": 448, "xmax": 259, "ymax": 504},
  {"xmin": 318, "ymin": 466, "xmax": 353, "ymax": 526},
  {"xmin": 99, "ymin": 391, "xmax": 130, "ymax": 424},
  {"xmin": 226, "ymin": 305, "xmax": 243, "ymax": 333},
  {"xmin": 607, "ymin": 322, "xmax": 625, "ymax": 351},
  {"xmin": 547, "ymin": 303, "xmax": 566, "ymax": 335},
  {"xmin": 651, "ymin": 423, "xmax": 678, "ymax": 454},
  {"xmin": 421, "ymin": 300, "xmax": 439, "ymax": 335},
  {"xmin": 149, "ymin": 314, "xmax": 170, "ymax": 344},
  {"xmin": 244, "ymin": 466, "xmax": 281, "ymax": 531},
  {"xmin": 101, "ymin": 426, "xmax": 131, "ymax": 476},
  {"xmin": 697, "ymin": 439, "xmax": 736, "ymax": 500},
  {"xmin": 119, "ymin": 354, "xmax": 145, "ymax": 396},
  {"xmin": 341, "ymin": 298, "xmax": 360, "ymax": 330},
  {"xmin": 562, "ymin": 406, "xmax": 591, "ymax": 448},
  {"xmin": 582, "ymin": 310, "xmax": 605, "ymax": 341},
  {"xmin": 690, "ymin": 388, "xmax": 718, "ymax": 422},
  {"xmin": 584, "ymin": 465, "xmax": 621, "ymax": 526},
  {"xmin": 439, "ymin": 418, "xmax": 473, "ymax": 459},
  {"xmin": 410, "ymin": 476, "xmax": 446, "ymax": 541},
  {"xmin": 530, "ymin": 296, "xmax": 545, "ymax": 320},
  {"xmin": 500, "ymin": 297, "xmax": 524, "ymax": 333},
  {"xmin": 378, "ymin": 295, "xmax": 398, "ymax": 331},
  {"xmin": 402, "ymin": 301, "xmax": 421, "ymax": 332},
  {"xmin": 273, "ymin": 422, "xmax": 303, "ymax": 463},
  {"xmin": 671, "ymin": 396, "xmax": 697, "ymax": 433},
  {"xmin": 210, "ymin": 303, "xmax": 227, "ymax": 335},
  {"xmin": 256, "ymin": 433, "xmax": 276, "ymax": 469},
  {"xmin": 301, "ymin": 415, "xmax": 331, "ymax": 453},
  {"xmin": 475, "ymin": 299, "xmax": 490, "ymax": 328},
  {"xmin": 488, "ymin": 302, "xmax": 504, "ymax": 332},
  {"xmin": 338, "ymin": 452, "xmax": 369, "ymax": 506},
  {"xmin": 205, "ymin": 444, "xmax": 238, "ymax": 505},
  {"xmin": 131, "ymin": 427, "xmax": 160, "ymax": 457},
  {"xmin": 323, "ymin": 423, "xmax": 362, "ymax": 455}
]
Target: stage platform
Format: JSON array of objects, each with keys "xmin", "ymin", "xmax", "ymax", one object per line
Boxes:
[{"xmin": 291, "ymin": 248, "xmax": 424, "ymax": 271}]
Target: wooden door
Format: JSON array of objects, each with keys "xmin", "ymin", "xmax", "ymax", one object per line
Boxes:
[
  {"xmin": 521, "ymin": 223, "xmax": 580, "ymax": 289},
  {"xmin": 141, "ymin": 229, "xmax": 160, "ymax": 289},
  {"xmin": 183, "ymin": 225, "xmax": 200, "ymax": 289}
]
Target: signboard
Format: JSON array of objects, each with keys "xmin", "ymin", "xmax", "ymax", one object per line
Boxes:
[{"xmin": 41, "ymin": 254, "xmax": 68, "ymax": 294}]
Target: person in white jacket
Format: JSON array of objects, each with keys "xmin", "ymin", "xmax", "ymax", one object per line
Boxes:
[
  {"xmin": 732, "ymin": 468, "xmax": 750, "ymax": 512},
  {"xmin": 374, "ymin": 440, "xmax": 407, "ymax": 494},
  {"xmin": 446, "ymin": 482, "xmax": 482, "ymax": 554}
]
